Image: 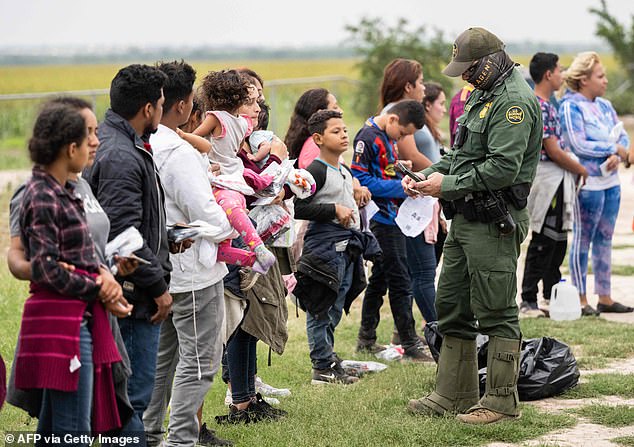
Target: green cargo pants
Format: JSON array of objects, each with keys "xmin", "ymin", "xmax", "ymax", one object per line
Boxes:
[{"xmin": 436, "ymin": 209, "xmax": 529, "ymax": 340}]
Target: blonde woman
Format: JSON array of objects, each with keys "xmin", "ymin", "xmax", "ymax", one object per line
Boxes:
[{"xmin": 559, "ymin": 51, "xmax": 631, "ymax": 315}]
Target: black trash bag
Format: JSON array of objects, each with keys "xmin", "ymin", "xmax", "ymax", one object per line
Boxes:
[
  {"xmin": 517, "ymin": 337, "xmax": 580, "ymax": 400},
  {"xmin": 423, "ymin": 323, "xmax": 580, "ymax": 401},
  {"xmin": 476, "ymin": 337, "xmax": 489, "ymax": 397},
  {"xmin": 423, "ymin": 322, "xmax": 489, "ymax": 364},
  {"xmin": 478, "ymin": 337, "xmax": 580, "ymax": 400},
  {"xmin": 423, "ymin": 321, "xmax": 443, "ymax": 362}
]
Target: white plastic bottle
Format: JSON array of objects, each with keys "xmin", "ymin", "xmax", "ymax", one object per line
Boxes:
[{"xmin": 549, "ymin": 279, "xmax": 581, "ymax": 321}]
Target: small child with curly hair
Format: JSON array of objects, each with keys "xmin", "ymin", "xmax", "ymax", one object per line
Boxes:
[{"xmin": 180, "ymin": 69, "xmax": 276, "ymax": 274}]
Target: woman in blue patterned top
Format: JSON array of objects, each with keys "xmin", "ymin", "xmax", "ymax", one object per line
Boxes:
[{"xmin": 559, "ymin": 51, "xmax": 631, "ymax": 314}]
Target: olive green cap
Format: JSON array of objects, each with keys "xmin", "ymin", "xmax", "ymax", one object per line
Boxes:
[{"xmin": 443, "ymin": 27, "xmax": 505, "ymax": 77}]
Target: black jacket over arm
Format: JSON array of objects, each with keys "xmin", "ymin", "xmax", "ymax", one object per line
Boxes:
[
  {"xmin": 84, "ymin": 110, "xmax": 171, "ymax": 320},
  {"xmin": 294, "ymin": 222, "xmax": 381, "ymax": 320}
]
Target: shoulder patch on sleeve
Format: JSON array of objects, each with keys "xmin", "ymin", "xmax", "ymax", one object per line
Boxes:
[
  {"xmin": 353, "ymin": 140, "xmax": 365, "ymax": 165},
  {"xmin": 505, "ymin": 106, "xmax": 525, "ymax": 124}
]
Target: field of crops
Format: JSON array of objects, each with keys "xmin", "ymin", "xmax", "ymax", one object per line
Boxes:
[
  {"xmin": 0, "ymin": 53, "xmax": 625, "ymax": 170},
  {"xmin": 0, "ymin": 59, "xmax": 360, "ymax": 94},
  {"xmin": 0, "ymin": 59, "xmax": 364, "ymax": 169}
]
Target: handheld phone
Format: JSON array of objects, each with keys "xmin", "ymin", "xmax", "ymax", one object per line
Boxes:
[
  {"xmin": 396, "ymin": 161, "xmax": 424, "ymax": 182},
  {"xmin": 127, "ymin": 253, "xmax": 152, "ymax": 265},
  {"xmin": 167, "ymin": 224, "xmax": 200, "ymax": 244}
]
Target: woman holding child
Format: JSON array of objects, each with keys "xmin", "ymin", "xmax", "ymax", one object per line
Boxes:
[{"xmin": 185, "ymin": 70, "xmax": 286, "ymax": 423}]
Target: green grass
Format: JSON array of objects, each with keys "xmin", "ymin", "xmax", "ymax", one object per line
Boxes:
[
  {"xmin": 563, "ymin": 374, "xmax": 634, "ymax": 399},
  {"xmin": 0, "ymin": 148, "xmax": 29, "ymax": 170},
  {"xmin": 521, "ymin": 318, "xmax": 634, "ymax": 365},
  {"xmin": 0, "ymin": 256, "xmax": 577, "ymax": 446},
  {"xmin": 613, "ymin": 436, "xmax": 634, "ymax": 446},
  {"xmin": 613, "ymin": 265, "xmax": 634, "ymax": 277},
  {"xmin": 0, "ymin": 59, "xmax": 363, "ymax": 168},
  {"xmin": 613, "ymin": 245, "xmax": 634, "ymax": 250},
  {"xmin": 0, "ymin": 182, "xmax": 632, "ymax": 445},
  {"xmin": 561, "ymin": 262, "xmax": 634, "ymax": 277},
  {"xmin": 0, "ymin": 60, "xmax": 360, "ymax": 95},
  {"xmin": 576, "ymin": 404, "xmax": 634, "ymax": 427},
  {"xmin": 2, "ymin": 56, "xmax": 634, "ymax": 171}
]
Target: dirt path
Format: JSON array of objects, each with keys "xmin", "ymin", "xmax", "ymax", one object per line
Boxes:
[
  {"xmin": 489, "ymin": 420, "xmax": 634, "ymax": 447},
  {"xmin": 492, "ymin": 166, "xmax": 634, "ymax": 446},
  {"xmin": 483, "ymin": 355, "xmax": 634, "ymax": 447}
]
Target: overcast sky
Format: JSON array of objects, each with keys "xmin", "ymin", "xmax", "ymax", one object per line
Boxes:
[{"xmin": 1, "ymin": 0, "xmax": 632, "ymax": 49}]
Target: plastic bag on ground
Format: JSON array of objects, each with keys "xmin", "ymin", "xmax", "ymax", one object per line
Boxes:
[
  {"xmin": 375, "ymin": 345, "xmax": 404, "ymax": 361},
  {"xmin": 340, "ymin": 360, "xmax": 388, "ymax": 377},
  {"xmin": 423, "ymin": 322, "xmax": 580, "ymax": 401},
  {"xmin": 423, "ymin": 321, "xmax": 443, "ymax": 362},
  {"xmin": 516, "ymin": 337, "xmax": 581, "ymax": 400}
]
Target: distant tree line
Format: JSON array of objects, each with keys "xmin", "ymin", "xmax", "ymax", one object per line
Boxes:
[
  {"xmin": 345, "ymin": 18, "xmax": 451, "ymax": 118},
  {"xmin": 591, "ymin": 0, "xmax": 634, "ymax": 114},
  {"xmin": 0, "ymin": 46, "xmax": 357, "ymax": 66}
]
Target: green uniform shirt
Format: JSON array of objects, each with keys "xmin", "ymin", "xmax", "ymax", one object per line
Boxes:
[{"xmin": 423, "ymin": 68, "xmax": 543, "ymax": 202}]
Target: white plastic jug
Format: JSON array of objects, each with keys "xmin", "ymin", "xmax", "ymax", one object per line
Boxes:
[{"xmin": 549, "ymin": 280, "xmax": 581, "ymax": 321}]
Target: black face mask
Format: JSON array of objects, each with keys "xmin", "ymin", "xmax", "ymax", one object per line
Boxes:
[{"xmin": 467, "ymin": 51, "xmax": 515, "ymax": 91}]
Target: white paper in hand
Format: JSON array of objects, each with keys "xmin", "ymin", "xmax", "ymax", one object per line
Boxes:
[
  {"xmin": 105, "ymin": 227, "xmax": 144, "ymax": 259},
  {"xmin": 599, "ymin": 159, "xmax": 611, "ymax": 177},
  {"xmin": 395, "ymin": 196, "xmax": 437, "ymax": 237},
  {"xmin": 360, "ymin": 200, "xmax": 379, "ymax": 232},
  {"xmin": 608, "ymin": 122, "xmax": 624, "ymax": 144},
  {"xmin": 69, "ymin": 355, "xmax": 81, "ymax": 373}
]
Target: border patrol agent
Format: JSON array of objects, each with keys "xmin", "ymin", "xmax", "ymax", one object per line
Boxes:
[{"xmin": 404, "ymin": 27, "xmax": 542, "ymax": 424}]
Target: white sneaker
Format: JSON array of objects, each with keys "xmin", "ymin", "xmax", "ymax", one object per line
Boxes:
[
  {"xmin": 224, "ymin": 387, "xmax": 280, "ymax": 406},
  {"xmin": 255, "ymin": 376, "xmax": 291, "ymax": 397},
  {"xmin": 224, "ymin": 388, "xmax": 232, "ymax": 406},
  {"xmin": 264, "ymin": 396, "xmax": 280, "ymax": 405},
  {"xmin": 519, "ymin": 302, "xmax": 546, "ymax": 318}
]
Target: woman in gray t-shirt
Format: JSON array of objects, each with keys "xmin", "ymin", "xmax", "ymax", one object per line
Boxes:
[
  {"xmin": 6, "ymin": 97, "xmax": 133, "ymax": 425},
  {"xmin": 417, "ymin": 82, "xmax": 447, "ymax": 164},
  {"xmin": 8, "ymin": 100, "xmax": 134, "ymax": 278}
]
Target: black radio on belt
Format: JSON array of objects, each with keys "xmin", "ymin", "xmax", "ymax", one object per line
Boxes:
[
  {"xmin": 453, "ymin": 124, "xmax": 468, "ymax": 149},
  {"xmin": 472, "ymin": 163, "xmax": 516, "ymax": 235},
  {"xmin": 439, "ymin": 199, "xmax": 456, "ymax": 219}
]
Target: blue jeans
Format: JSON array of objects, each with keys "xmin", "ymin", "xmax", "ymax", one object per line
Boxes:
[
  {"xmin": 117, "ymin": 318, "xmax": 161, "ymax": 446},
  {"xmin": 226, "ymin": 326, "xmax": 257, "ymax": 405},
  {"xmin": 406, "ymin": 234, "xmax": 438, "ymax": 323},
  {"xmin": 360, "ymin": 222, "xmax": 418, "ymax": 348},
  {"xmin": 306, "ymin": 253, "xmax": 354, "ymax": 370},
  {"xmin": 37, "ymin": 321, "xmax": 93, "ymax": 446}
]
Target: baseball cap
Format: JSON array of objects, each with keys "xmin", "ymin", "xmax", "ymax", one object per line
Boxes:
[{"xmin": 443, "ymin": 27, "xmax": 505, "ymax": 77}]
